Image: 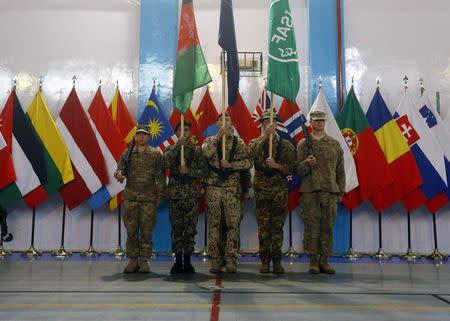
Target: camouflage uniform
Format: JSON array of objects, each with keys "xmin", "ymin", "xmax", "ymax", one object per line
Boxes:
[
  {"xmin": 297, "ymin": 134, "xmax": 345, "ymax": 256},
  {"xmin": 202, "ymin": 134, "xmax": 251, "ymax": 271},
  {"xmin": 249, "ymin": 135, "xmax": 296, "ymax": 267},
  {"xmin": 162, "ymin": 143, "xmax": 208, "ymax": 255},
  {"xmin": 116, "ymin": 145, "xmax": 165, "ymax": 260}
]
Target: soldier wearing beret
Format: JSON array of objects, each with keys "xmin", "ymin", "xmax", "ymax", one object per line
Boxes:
[
  {"xmin": 162, "ymin": 121, "xmax": 208, "ymax": 274},
  {"xmin": 297, "ymin": 110, "xmax": 345, "ymax": 274},
  {"xmin": 114, "ymin": 125, "xmax": 166, "ymax": 273},
  {"xmin": 249, "ymin": 110, "xmax": 296, "ymax": 274}
]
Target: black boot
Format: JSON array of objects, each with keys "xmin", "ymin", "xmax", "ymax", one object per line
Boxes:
[
  {"xmin": 170, "ymin": 253, "xmax": 183, "ymax": 274},
  {"xmin": 183, "ymin": 253, "xmax": 195, "ymax": 274}
]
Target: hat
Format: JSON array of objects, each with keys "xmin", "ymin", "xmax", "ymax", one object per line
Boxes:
[
  {"xmin": 216, "ymin": 112, "xmax": 231, "ymax": 121},
  {"xmin": 310, "ymin": 110, "xmax": 326, "ymax": 120},
  {"xmin": 136, "ymin": 125, "xmax": 150, "ymax": 135},
  {"xmin": 260, "ymin": 110, "xmax": 280, "ymax": 122}
]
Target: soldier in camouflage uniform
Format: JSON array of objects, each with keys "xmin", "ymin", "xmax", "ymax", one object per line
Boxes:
[
  {"xmin": 249, "ymin": 110, "xmax": 296, "ymax": 274},
  {"xmin": 202, "ymin": 112, "xmax": 251, "ymax": 273},
  {"xmin": 114, "ymin": 125, "xmax": 166, "ymax": 274},
  {"xmin": 297, "ymin": 110, "xmax": 345, "ymax": 275},
  {"xmin": 162, "ymin": 121, "xmax": 208, "ymax": 274}
]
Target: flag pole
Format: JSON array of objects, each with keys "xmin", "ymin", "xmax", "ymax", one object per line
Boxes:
[
  {"xmin": 110, "ymin": 205, "xmax": 126, "ymax": 257},
  {"xmin": 268, "ymin": 92, "xmax": 275, "ymax": 158},
  {"xmin": 343, "ymin": 210, "xmax": 360, "ymax": 259},
  {"xmin": 400, "ymin": 211, "xmax": 421, "ymax": 260},
  {"xmin": 52, "ymin": 203, "xmax": 72, "ymax": 257},
  {"xmin": 283, "ymin": 210, "xmax": 300, "ymax": 258},
  {"xmin": 370, "ymin": 212, "xmax": 391, "ymax": 260},
  {"xmin": 221, "ymin": 49, "xmax": 226, "ymax": 160},
  {"xmin": 181, "ymin": 114, "xmax": 185, "ymax": 166},
  {"xmin": 22, "ymin": 207, "xmax": 43, "ymax": 257},
  {"xmin": 426, "ymin": 212, "xmax": 448, "ymax": 261},
  {"xmin": 81, "ymin": 209, "xmax": 101, "ymax": 257},
  {"xmin": 0, "ymin": 237, "xmax": 11, "ymax": 257}
]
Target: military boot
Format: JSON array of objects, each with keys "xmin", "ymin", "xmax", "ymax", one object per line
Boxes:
[
  {"xmin": 319, "ymin": 256, "xmax": 335, "ymax": 274},
  {"xmin": 123, "ymin": 258, "xmax": 139, "ymax": 273},
  {"xmin": 309, "ymin": 255, "xmax": 320, "ymax": 274},
  {"xmin": 259, "ymin": 260, "xmax": 270, "ymax": 274},
  {"xmin": 225, "ymin": 260, "xmax": 237, "ymax": 273},
  {"xmin": 209, "ymin": 259, "xmax": 222, "ymax": 274},
  {"xmin": 139, "ymin": 258, "xmax": 150, "ymax": 273},
  {"xmin": 170, "ymin": 253, "xmax": 183, "ymax": 274},
  {"xmin": 183, "ymin": 254, "xmax": 195, "ymax": 274},
  {"xmin": 272, "ymin": 260, "xmax": 285, "ymax": 274}
]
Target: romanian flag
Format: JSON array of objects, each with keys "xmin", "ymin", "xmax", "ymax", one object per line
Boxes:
[
  {"xmin": 337, "ymin": 86, "xmax": 393, "ymax": 210},
  {"xmin": 172, "ymin": 0, "xmax": 212, "ymax": 114},
  {"xmin": 365, "ymin": 88, "xmax": 422, "ymax": 212}
]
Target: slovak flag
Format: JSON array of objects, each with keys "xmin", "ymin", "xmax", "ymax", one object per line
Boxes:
[{"xmin": 394, "ymin": 91, "xmax": 448, "ymax": 212}]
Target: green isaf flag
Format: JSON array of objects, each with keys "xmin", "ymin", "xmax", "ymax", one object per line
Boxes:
[
  {"xmin": 266, "ymin": 0, "xmax": 300, "ymax": 102},
  {"xmin": 173, "ymin": 0, "xmax": 212, "ymax": 114}
]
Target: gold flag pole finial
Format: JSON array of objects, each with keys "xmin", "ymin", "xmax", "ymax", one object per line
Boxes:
[
  {"xmin": 152, "ymin": 77, "xmax": 157, "ymax": 90},
  {"xmin": 13, "ymin": 77, "xmax": 17, "ymax": 91},
  {"xmin": 419, "ymin": 77, "xmax": 425, "ymax": 96},
  {"xmin": 72, "ymin": 75, "xmax": 77, "ymax": 88},
  {"xmin": 98, "ymin": 78, "xmax": 102, "ymax": 90},
  {"xmin": 351, "ymin": 76, "xmax": 355, "ymax": 88},
  {"xmin": 376, "ymin": 76, "xmax": 381, "ymax": 89},
  {"xmin": 116, "ymin": 79, "xmax": 119, "ymax": 90},
  {"xmin": 319, "ymin": 76, "xmax": 323, "ymax": 91},
  {"xmin": 403, "ymin": 75, "xmax": 408, "ymax": 92},
  {"xmin": 39, "ymin": 76, "xmax": 43, "ymax": 92}
]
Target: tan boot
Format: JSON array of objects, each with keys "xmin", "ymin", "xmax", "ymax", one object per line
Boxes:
[
  {"xmin": 319, "ymin": 256, "xmax": 335, "ymax": 274},
  {"xmin": 309, "ymin": 255, "xmax": 320, "ymax": 274},
  {"xmin": 272, "ymin": 260, "xmax": 285, "ymax": 274},
  {"xmin": 259, "ymin": 260, "xmax": 270, "ymax": 273},
  {"xmin": 225, "ymin": 260, "xmax": 237, "ymax": 273},
  {"xmin": 123, "ymin": 258, "xmax": 139, "ymax": 273},
  {"xmin": 139, "ymin": 258, "xmax": 150, "ymax": 273}
]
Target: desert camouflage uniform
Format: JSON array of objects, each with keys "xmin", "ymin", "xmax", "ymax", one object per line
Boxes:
[
  {"xmin": 162, "ymin": 143, "xmax": 208, "ymax": 255},
  {"xmin": 202, "ymin": 134, "xmax": 251, "ymax": 268},
  {"xmin": 249, "ymin": 135, "xmax": 296, "ymax": 263},
  {"xmin": 297, "ymin": 134, "xmax": 345, "ymax": 256},
  {"xmin": 116, "ymin": 145, "xmax": 165, "ymax": 259}
]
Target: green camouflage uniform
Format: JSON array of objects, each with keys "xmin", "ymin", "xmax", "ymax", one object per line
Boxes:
[
  {"xmin": 116, "ymin": 145, "xmax": 165, "ymax": 259},
  {"xmin": 162, "ymin": 143, "xmax": 208, "ymax": 255},
  {"xmin": 249, "ymin": 135, "xmax": 296, "ymax": 263},
  {"xmin": 202, "ymin": 134, "xmax": 251, "ymax": 268},
  {"xmin": 297, "ymin": 134, "xmax": 345, "ymax": 256}
]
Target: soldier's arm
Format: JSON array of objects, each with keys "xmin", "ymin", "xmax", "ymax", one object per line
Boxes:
[
  {"xmin": 116, "ymin": 150, "xmax": 127, "ymax": 173},
  {"xmin": 248, "ymin": 137, "xmax": 261, "ymax": 160},
  {"xmin": 280, "ymin": 141, "xmax": 296, "ymax": 175},
  {"xmin": 189, "ymin": 147, "xmax": 209, "ymax": 179},
  {"xmin": 240, "ymin": 169, "xmax": 252, "ymax": 193},
  {"xmin": 201, "ymin": 137, "xmax": 218, "ymax": 159},
  {"xmin": 297, "ymin": 139, "xmax": 310, "ymax": 176},
  {"xmin": 154, "ymin": 152, "xmax": 167, "ymax": 199},
  {"xmin": 335, "ymin": 145, "xmax": 346, "ymax": 195},
  {"xmin": 162, "ymin": 144, "xmax": 179, "ymax": 169},
  {"xmin": 230, "ymin": 140, "xmax": 252, "ymax": 171}
]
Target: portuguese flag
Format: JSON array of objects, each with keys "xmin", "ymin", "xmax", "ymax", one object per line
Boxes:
[
  {"xmin": 173, "ymin": 0, "xmax": 212, "ymax": 114},
  {"xmin": 336, "ymin": 87, "xmax": 393, "ymax": 210}
]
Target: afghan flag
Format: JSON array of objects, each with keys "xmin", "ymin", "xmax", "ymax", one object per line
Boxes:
[
  {"xmin": 337, "ymin": 86, "xmax": 393, "ymax": 210},
  {"xmin": 173, "ymin": 0, "xmax": 212, "ymax": 114},
  {"xmin": 0, "ymin": 91, "xmax": 47, "ymax": 208},
  {"xmin": 25, "ymin": 89, "xmax": 74, "ymax": 206},
  {"xmin": 266, "ymin": 0, "xmax": 300, "ymax": 102}
]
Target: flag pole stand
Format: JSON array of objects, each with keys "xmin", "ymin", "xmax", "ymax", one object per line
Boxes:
[
  {"xmin": 81, "ymin": 210, "xmax": 101, "ymax": 257},
  {"xmin": 344, "ymin": 210, "xmax": 360, "ymax": 259},
  {"xmin": 110, "ymin": 206, "xmax": 126, "ymax": 257},
  {"xmin": 284, "ymin": 211, "xmax": 300, "ymax": 257},
  {"xmin": 426, "ymin": 213, "xmax": 448, "ymax": 261},
  {"xmin": 400, "ymin": 211, "xmax": 421, "ymax": 260},
  {"xmin": 0, "ymin": 238, "xmax": 11, "ymax": 257},
  {"xmin": 52, "ymin": 203, "xmax": 72, "ymax": 257},
  {"xmin": 195, "ymin": 212, "xmax": 208, "ymax": 257},
  {"xmin": 371, "ymin": 212, "xmax": 391, "ymax": 260},
  {"xmin": 22, "ymin": 207, "xmax": 43, "ymax": 257}
]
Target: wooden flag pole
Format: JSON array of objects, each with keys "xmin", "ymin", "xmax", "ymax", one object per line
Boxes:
[
  {"xmin": 221, "ymin": 49, "xmax": 226, "ymax": 160},
  {"xmin": 268, "ymin": 91, "xmax": 275, "ymax": 158},
  {"xmin": 180, "ymin": 114, "xmax": 185, "ymax": 166}
]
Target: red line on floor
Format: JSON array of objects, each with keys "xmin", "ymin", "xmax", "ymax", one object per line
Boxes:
[{"xmin": 210, "ymin": 272, "xmax": 223, "ymax": 321}]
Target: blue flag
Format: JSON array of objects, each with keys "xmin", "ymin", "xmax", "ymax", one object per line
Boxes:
[
  {"xmin": 219, "ymin": 0, "xmax": 239, "ymax": 106},
  {"xmin": 139, "ymin": 87, "xmax": 175, "ymax": 150}
]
